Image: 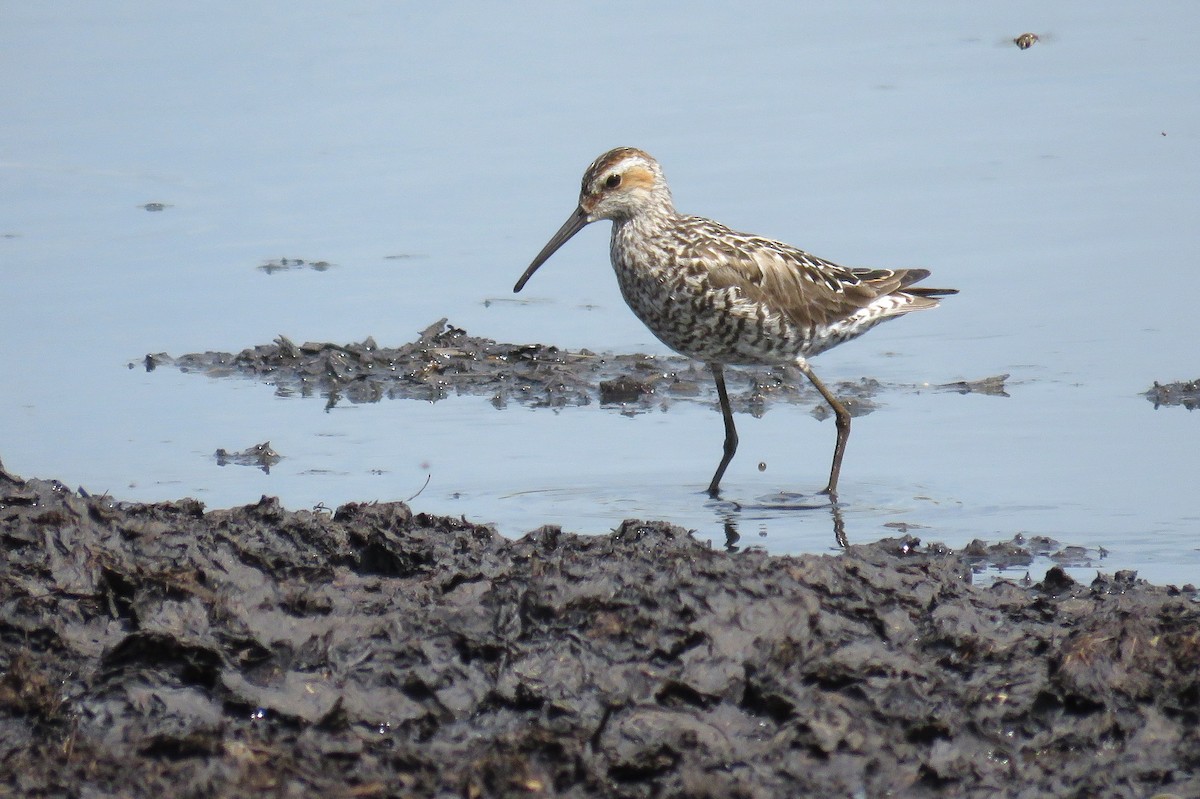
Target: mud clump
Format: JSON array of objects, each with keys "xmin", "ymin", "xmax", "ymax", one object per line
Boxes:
[
  {"xmin": 214, "ymin": 440, "xmax": 281, "ymax": 472},
  {"xmin": 143, "ymin": 319, "xmax": 1008, "ymax": 417},
  {"xmin": 2, "ymin": 461, "xmax": 1198, "ymax": 798},
  {"xmin": 1146, "ymin": 379, "xmax": 1200, "ymax": 410}
]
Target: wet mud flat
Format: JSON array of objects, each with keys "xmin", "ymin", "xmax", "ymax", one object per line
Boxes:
[
  {"xmin": 144, "ymin": 319, "xmax": 1008, "ymax": 417},
  {"xmin": 2, "ymin": 462, "xmax": 1198, "ymax": 798}
]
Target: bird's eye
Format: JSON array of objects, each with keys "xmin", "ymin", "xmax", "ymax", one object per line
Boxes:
[{"xmin": 604, "ymin": 173, "xmax": 622, "ymax": 189}]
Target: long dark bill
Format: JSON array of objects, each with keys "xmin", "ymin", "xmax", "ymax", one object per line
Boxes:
[{"xmin": 513, "ymin": 206, "xmax": 590, "ymax": 292}]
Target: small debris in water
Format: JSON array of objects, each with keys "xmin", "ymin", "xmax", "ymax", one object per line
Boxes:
[
  {"xmin": 1013, "ymin": 32, "xmax": 1040, "ymax": 49},
  {"xmin": 258, "ymin": 257, "xmax": 334, "ymax": 274},
  {"xmin": 883, "ymin": 521, "xmax": 926, "ymax": 532},
  {"xmin": 937, "ymin": 374, "xmax": 1010, "ymax": 396},
  {"xmin": 215, "ymin": 441, "xmax": 281, "ymax": 473}
]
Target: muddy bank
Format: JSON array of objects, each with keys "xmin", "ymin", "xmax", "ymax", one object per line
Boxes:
[
  {"xmin": 144, "ymin": 319, "xmax": 1008, "ymax": 416},
  {"xmin": 2, "ymin": 461, "xmax": 1197, "ymax": 798}
]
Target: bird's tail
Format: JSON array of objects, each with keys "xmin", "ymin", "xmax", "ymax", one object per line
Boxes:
[
  {"xmin": 896, "ymin": 268, "xmax": 958, "ymax": 300},
  {"xmin": 907, "ymin": 285, "xmax": 958, "ymax": 299}
]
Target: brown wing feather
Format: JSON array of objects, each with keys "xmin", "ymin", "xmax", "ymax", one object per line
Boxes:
[{"xmin": 681, "ymin": 219, "xmax": 929, "ymax": 328}]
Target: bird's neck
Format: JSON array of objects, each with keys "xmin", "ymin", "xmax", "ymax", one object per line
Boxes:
[{"xmin": 614, "ymin": 199, "xmax": 678, "ymax": 240}]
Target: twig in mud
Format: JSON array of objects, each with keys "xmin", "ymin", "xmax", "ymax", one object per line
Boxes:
[{"xmin": 406, "ymin": 474, "xmax": 432, "ymax": 502}]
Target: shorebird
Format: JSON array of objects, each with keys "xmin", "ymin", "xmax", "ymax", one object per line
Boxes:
[{"xmin": 514, "ymin": 147, "xmax": 955, "ymax": 499}]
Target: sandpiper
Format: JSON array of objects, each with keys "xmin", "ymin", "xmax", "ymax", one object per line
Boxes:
[{"xmin": 514, "ymin": 147, "xmax": 955, "ymax": 498}]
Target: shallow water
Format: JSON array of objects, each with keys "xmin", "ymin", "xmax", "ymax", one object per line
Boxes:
[{"xmin": 3, "ymin": 3, "xmax": 1198, "ymax": 585}]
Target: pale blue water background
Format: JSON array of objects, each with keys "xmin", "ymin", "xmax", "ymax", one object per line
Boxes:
[{"xmin": 3, "ymin": 3, "xmax": 1198, "ymax": 585}]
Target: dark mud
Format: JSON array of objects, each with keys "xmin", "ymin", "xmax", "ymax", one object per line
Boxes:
[
  {"xmin": 2, "ymin": 460, "xmax": 1198, "ymax": 798},
  {"xmin": 214, "ymin": 442, "xmax": 282, "ymax": 474},
  {"xmin": 257, "ymin": 257, "xmax": 334, "ymax": 274},
  {"xmin": 143, "ymin": 319, "xmax": 1008, "ymax": 416},
  {"xmin": 1146, "ymin": 379, "xmax": 1200, "ymax": 411}
]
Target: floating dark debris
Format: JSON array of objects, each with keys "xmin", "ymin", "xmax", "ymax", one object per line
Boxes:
[
  {"xmin": 1013, "ymin": 32, "xmax": 1040, "ymax": 49},
  {"xmin": 214, "ymin": 441, "xmax": 281, "ymax": 473},
  {"xmin": 937, "ymin": 373, "xmax": 1010, "ymax": 396},
  {"xmin": 1146, "ymin": 379, "xmax": 1200, "ymax": 410},
  {"xmin": 257, "ymin": 257, "xmax": 334, "ymax": 274}
]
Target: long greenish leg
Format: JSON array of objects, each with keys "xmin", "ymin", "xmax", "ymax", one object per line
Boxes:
[
  {"xmin": 795, "ymin": 359, "xmax": 850, "ymax": 499},
  {"xmin": 707, "ymin": 363, "xmax": 738, "ymax": 498}
]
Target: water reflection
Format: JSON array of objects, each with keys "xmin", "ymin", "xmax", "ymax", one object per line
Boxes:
[{"xmin": 711, "ymin": 493, "xmax": 848, "ymax": 552}]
